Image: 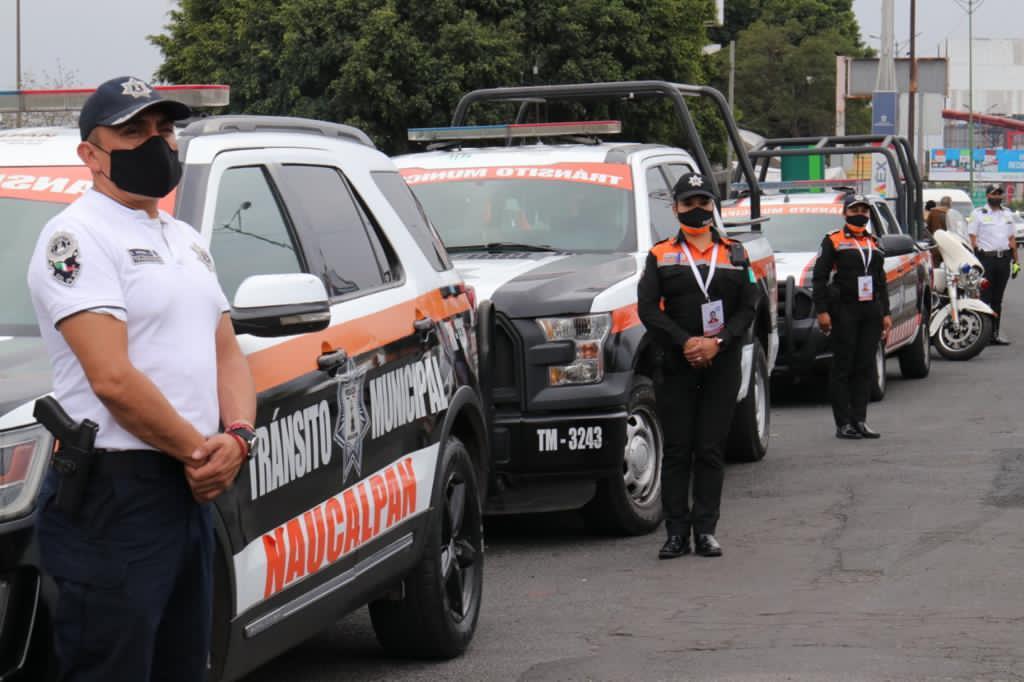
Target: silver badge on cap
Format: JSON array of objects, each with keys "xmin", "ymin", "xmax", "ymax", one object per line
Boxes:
[
  {"xmin": 121, "ymin": 78, "xmax": 153, "ymax": 99},
  {"xmin": 689, "ymin": 175, "xmax": 704, "ymax": 187}
]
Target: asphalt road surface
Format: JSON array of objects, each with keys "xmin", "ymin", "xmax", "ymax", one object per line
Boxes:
[{"xmin": 244, "ymin": 279, "xmax": 1024, "ymax": 682}]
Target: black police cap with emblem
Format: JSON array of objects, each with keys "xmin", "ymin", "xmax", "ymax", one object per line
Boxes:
[
  {"xmin": 79, "ymin": 76, "xmax": 192, "ymax": 141},
  {"xmin": 985, "ymin": 184, "xmax": 1004, "ymax": 195},
  {"xmin": 672, "ymin": 172, "xmax": 716, "ymax": 202},
  {"xmin": 842, "ymin": 193, "xmax": 871, "ymax": 210}
]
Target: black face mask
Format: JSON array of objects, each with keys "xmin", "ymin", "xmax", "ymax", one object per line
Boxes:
[
  {"xmin": 96, "ymin": 135, "xmax": 182, "ymax": 198},
  {"xmin": 846, "ymin": 214, "xmax": 870, "ymax": 228},
  {"xmin": 677, "ymin": 207, "xmax": 715, "ymax": 229},
  {"xmin": 988, "ymin": 197, "xmax": 1003, "ymax": 208}
]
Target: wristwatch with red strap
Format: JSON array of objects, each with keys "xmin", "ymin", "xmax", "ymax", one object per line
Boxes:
[{"xmin": 226, "ymin": 421, "xmax": 257, "ymax": 459}]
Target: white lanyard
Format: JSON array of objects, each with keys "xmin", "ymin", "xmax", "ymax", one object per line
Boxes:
[
  {"xmin": 680, "ymin": 242, "xmax": 719, "ymax": 302},
  {"xmin": 852, "ymin": 237, "xmax": 871, "ymax": 274}
]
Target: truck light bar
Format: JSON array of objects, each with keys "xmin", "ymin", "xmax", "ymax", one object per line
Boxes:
[
  {"xmin": 731, "ymin": 179, "xmax": 868, "ymax": 193},
  {"xmin": 408, "ymin": 120, "xmax": 621, "ymax": 142},
  {"xmin": 0, "ymin": 85, "xmax": 230, "ymax": 114}
]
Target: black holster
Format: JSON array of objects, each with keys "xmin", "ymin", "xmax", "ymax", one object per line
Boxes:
[{"xmin": 33, "ymin": 396, "xmax": 98, "ymax": 517}]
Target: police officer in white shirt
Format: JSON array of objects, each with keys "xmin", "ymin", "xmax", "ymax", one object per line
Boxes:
[
  {"xmin": 968, "ymin": 184, "xmax": 1019, "ymax": 345},
  {"xmin": 26, "ymin": 77, "xmax": 257, "ymax": 682}
]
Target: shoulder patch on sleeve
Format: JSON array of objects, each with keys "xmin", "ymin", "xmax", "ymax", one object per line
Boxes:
[{"xmin": 46, "ymin": 231, "xmax": 81, "ymax": 286}]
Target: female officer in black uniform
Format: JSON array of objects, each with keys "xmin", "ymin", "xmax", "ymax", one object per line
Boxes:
[
  {"xmin": 638, "ymin": 172, "xmax": 759, "ymax": 559},
  {"xmin": 812, "ymin": 193, "xmax": 892, "ymax": 440}
]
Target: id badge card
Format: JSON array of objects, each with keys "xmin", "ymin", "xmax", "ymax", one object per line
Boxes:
[
  {"xmin": 701, "ymin": 299, "xmax": 725, "ymax": 336},
  {"xmin": 857, "ymin": 275, "xmax": 874, "ymax": 302}
]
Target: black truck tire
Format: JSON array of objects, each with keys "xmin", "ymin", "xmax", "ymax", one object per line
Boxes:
[
  {"xmin": 870, "ymin": 341, "xmax": 887, "ymax": 402},
  {"xmin": 726, "ymin": 343, "xmax": 770, "ymax": 463},
  {"xmin": 898, "ymin": 313, "xmax": 931, "ymax": 379},
  {"xmin": 584, "ymin": 377, "xmax": 663, "ymax": 536},
  {"xmin": 370, "ymin": 437, "xmax": 483, "ymax": 659}
]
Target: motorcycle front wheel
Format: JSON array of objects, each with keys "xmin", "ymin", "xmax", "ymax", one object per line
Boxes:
[{"xmin": 932, "ymin": 309, "xmax": 993, "ymax": 361}]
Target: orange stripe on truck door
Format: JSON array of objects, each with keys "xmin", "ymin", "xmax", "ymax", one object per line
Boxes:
[{"xmin": 247, "ymin": 289, "xmax": 471, "ymax": 393}]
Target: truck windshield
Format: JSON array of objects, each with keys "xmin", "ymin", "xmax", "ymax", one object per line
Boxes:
[
  {"xmin": 0, "ymin": 198, "xmax": 71, "ymax": 336},
  {"xmin": 401, "ymin": 165, "xmax": 636, "ymax": 253},
  {"xmin": 725, "ymin": 207, "xmax": 842, "ymax": 253}
]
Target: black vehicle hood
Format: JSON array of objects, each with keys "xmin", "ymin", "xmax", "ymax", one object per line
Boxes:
[
  {"xmin": 455, "ymin": 252, "xmax": 638, "ymax": 318},
  {"xmin": 0, "ymin": 337, "xmax": 52, "ymax": 417}
]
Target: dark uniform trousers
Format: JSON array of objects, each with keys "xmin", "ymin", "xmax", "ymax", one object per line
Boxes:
[
  {"xmin": 37, "ymin": 452, "xmax": 213, "ymax": 682},
  {"xmin": 830, "ymin": 302, "xmax": 883, "ymax": 428},
  {"xmin": 978, "ymin": 252, "xmax": 1011, "ymax": 333},
  {"xmin": 655, "ymin": 347, "xmax": 741, "ymax": 538}
]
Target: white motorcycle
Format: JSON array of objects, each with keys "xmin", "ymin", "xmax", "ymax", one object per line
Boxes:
[{"xmin": 929, "ymin": 229, "xmax": 997, "ymax": 360}]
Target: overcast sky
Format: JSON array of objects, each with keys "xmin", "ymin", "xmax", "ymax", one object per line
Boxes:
[
  {"xmin": 853, "ymin": 0, "xmax": 1018, "ymax": 58},
  {"xmin": 0, "ymin": 0, "xmax": 1017, "ymax": 91}
]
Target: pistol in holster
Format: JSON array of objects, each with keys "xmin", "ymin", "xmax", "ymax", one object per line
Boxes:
[{"xmin": 32, "ymin": 396, "xmax": 98, "ymax": 517}]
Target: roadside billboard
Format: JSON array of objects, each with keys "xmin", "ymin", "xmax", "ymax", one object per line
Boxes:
[{"xmin": 928, "ymin": 148, "xmax": 1024, "ymax": 182}]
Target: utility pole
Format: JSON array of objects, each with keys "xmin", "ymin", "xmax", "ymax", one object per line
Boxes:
[
  {"xmin": 908, "ymin": 0, "xmax": 917, "ymax": 159},
  {"xmin": 15, "ymin": 0, "xmax": 22, "ymax": 128},
  {"xmin": 954, "ymin": 0, "xmax": 985, "ymax": 197},
  {"xmin": 968, "ymin": 0, "xmax": 974, "ymax": 196},
  {"xmin": 726, "ymin": 40, "xmax": 735, "ymax": 171}
]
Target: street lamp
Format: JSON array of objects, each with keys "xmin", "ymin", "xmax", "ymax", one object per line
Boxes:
[
  {"xmin": 953, "ymin": 0, "xmax": 986, "ymax": 197},
  {"xmin": 15, "ymin": 0, "xmax": 22, "ymax": 128}
]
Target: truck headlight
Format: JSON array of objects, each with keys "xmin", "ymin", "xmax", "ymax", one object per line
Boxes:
[
  {"xmin": 537, "ymin": 314, "xmax": 611, "ymax": 386},
  {"xmin": 0, "ymin": 425, "xmax": 53, "ymax": 522}
]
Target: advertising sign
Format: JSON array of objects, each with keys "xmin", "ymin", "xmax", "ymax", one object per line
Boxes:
[{"xmin": 928, "ymin": 148, "xmax": 1024, "ymax": 182}]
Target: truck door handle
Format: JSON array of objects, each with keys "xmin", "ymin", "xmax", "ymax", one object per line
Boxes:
[{"xmin": 318, "ymin": 348, "xmax": 348, "ymax": 375}]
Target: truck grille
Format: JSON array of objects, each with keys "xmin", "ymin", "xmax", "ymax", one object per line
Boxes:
[{"xmin": 492, "ymin": 314, "xmax": 523, "ymax": 407}]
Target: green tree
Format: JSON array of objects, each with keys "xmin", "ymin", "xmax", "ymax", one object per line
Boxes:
[
  {"xmin": 712, "ymin": 0, "xmax": 871, "ymax": 138},
  {"xmin": 152, "ymin": 0, "xmax": 726, "ymax": 157}
]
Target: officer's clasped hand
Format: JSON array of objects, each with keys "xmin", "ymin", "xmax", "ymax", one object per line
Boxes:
[
  {"xmin": 817, "ymin": 312, "xmax": 832, "ymax": 336},
  {"xmin": 184, "ymin": 434, "xmax": 246, "ymax": 503},
  {"xmin": 684, "ymin": 337, "xmax": 719, "ymax": 369}
]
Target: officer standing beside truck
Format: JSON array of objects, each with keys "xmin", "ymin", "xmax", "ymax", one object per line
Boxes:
[
  {"xmin": 638, "ymin": 172, "xmax": 759, "ymax": 560},
  {"xmin": 26, "ymin": 77, "xmax": 257, "ymax": 682},
  {"xmin": 968, "ymin": 184, "xmax": 1018, "ymax": 345},
  {"xmin": 814, "ymin": 194, "xmax": 892, "ymax": 440}
]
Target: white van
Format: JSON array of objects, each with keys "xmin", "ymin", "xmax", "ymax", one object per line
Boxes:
[{"xmin": 923, "ymin": 188, "xmax": 974, "ymax": 215}]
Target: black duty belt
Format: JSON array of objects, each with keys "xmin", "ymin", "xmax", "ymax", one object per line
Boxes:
[
  {"xmin": 90, "ymin": 449, "xmax": 182, "ymax": 477},
  {"xmin": 978, "ymin": 249, "xmax": 1012, "ymax": 258}
]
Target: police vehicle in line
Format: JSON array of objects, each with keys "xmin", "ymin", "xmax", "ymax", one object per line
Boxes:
[
  {"xmin": 0, "ymin": 88, "xmax": 489, "ymax": 681},
  {"xmin": 395, "ymin": 81, "xmax": 778, "ymax": 536},
  {"xmin": 726, "ymin": 135, "xmax": 933, "ymax": 398}
]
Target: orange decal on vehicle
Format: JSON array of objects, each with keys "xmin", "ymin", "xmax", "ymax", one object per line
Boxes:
[
  {"xmin": 259, "ymin": 455, "xmax": 423, "ymax": 601},
  {"xmin": 247, "ymin": 289, "xmax": 472, "ymax": 393},
  {"xmin": 399, "ymin": 163, "xmax": 633, "ymax": 190},
  {"xmin": 0, "ymin": 165, "xmax": 176, "ymax": 211},
  {"xmin": 611, "ymin": 303, "xmax": 641, "ymax": 333}
]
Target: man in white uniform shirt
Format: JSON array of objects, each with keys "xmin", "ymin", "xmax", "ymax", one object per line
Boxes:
[
  {"xmin": 26, "ymin": 77, "xmax": 256, "ymax": 682},
  {"xmin": 968, "ymin": 184, "xmax": 1018, "ymax": 345}
]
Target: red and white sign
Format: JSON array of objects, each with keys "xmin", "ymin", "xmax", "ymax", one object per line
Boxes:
[
  {"xmin": 232, "ymin": 443, "xmax": 439, "ymax": 615},
  {"xmin": 400, "ymin": 163, "xmax": 633, "ymax": 190}
]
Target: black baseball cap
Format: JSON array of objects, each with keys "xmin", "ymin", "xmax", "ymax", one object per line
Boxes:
[
  {"xmin": 672, "ymin": 172, "xmax": 716, "ymax": 201},
  {"xmin": 985, "ymin": 184, "xmax": 1005, "ymax": 195},
  {"xmin": 79, "ymin": 76, "xmax": 192, "ymax": 141},
  {"xmin": 843, "ymin": 193, "xmax": 871, "ymax": 210}
]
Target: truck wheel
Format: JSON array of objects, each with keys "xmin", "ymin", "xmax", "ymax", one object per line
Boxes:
[
  {"xmin": 370, "ymin": 437, "xmax": 483, "ymax": 659},
  {"xmin": 726, "ymin": 344, "xmax": 770, "ymax": 463},
  {"xmin": 898, "ymin": 313, "xmax": 931, "ymax": 379},
  {"xmin": 584, "ymin": 377, "xmax": 663, "ymax": 536},
  {"xmin": 869, "ymin": 341, "xmax": 887, "ymax": 402}
]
